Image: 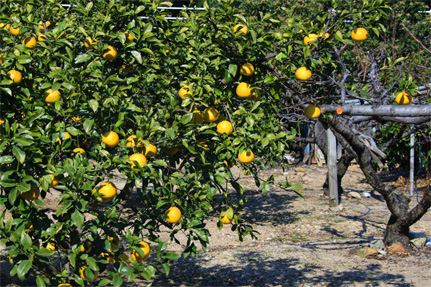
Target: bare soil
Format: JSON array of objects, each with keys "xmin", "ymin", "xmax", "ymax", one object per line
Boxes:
[{"xmin": 2, "ymin": 164, "xmax": 431, "ymax": 286}]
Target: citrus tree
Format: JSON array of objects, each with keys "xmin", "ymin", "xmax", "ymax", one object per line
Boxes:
[{"xmin": 0, "ymin": 0, "xmax": 295, "ymax": 285}]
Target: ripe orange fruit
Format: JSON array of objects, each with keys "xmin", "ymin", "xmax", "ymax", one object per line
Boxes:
[
  {"xmin": 163, "ymin": 146, "xmax": 179, "ymax": 156},
  {"xmin": 224, "ymin": 159, "xmax": 235, "ymax": 169},
  {"xmin": 46, "ymin": 242, "xmax": 56, "ymax": 251},
  {"xmin": 295, "ymin": 67, "xmax": 312, "ymax": 81},
  {"xmin": 58, "ymin": 284, "xmax": 72, "ymax": 287},
  {"xmin": 102, "ymin": 131, "xmax": 119, "ymax": 148},
  {"xmin": 10, "ymin": 26, "xmax": 21, "ymax": 36},
  {"xmin": 129, "ymin": 153, "xmax": 147, "ymax": 169},
  {"xmin": 121, "ymin": 64, "xmax": 133, "ymax": 73},
  {"xmin": 351, "ymin": 28, "xmax": 368, "ymax": 42},
  {"xmin": 304, "ymin": 105, "xmax": 321, "ymax": 119},
  {"xmin": 240, "ymin": 63, "xmax": 254, "ymax": 76},
  {"xmin": 84, "ymin": 37, "xmax": 97, "ymax": 49},
  {"xmin": 79, "ymin": 266, "xmax": 99, "ymax": 282},
  {"xmin": 203, "ymin": 107, "xmax": 219, "ymax": 122},
  {"xmin": 45, "ymin": 89, "xmax": 61, "ymax": 103},
  {"xmin": 318, "ymin": 31, "xmax": 330, "ymax": 39},
  {"xmin": 217, "ymin": 120, "xmax": 233, "ymax": 134},
  {"xmin": 249, "ymin": 90, "xmax": 261, "ymax": 101},
  {"xmin": 192, "ymin": 110, "xmax": 204, "ymax": 123},
  {"xmin": 131, "ymin": 241, "xmax": 150, "ymax": 262},
  {"xmin": 7, "ymin": 70, "xmax": 22, "ymax": 84},
  {"xmin": 38, "ymin": 34, "xmax": 47, "ymax": 42},
  {"xmin": 395, "ymin": 92, "xmax": 412, "ymax": 105},
  {"xmin": 233, "ymin": 24, "xmax": 248, "ymax": 35},
  {"xmin": 45, "ymin": 174, "xmax": 59, "ymax": 188},
  {"xmin": 55, "ymin": 132, "xmax": 71, "ymax": 144},
  {"xmin": 103, "ymin": 45, "xmax": 117, "ymax": 61},
  {"xmin": 101, "ymin": 252, "xmax": 115, "ymax": 263},
  {"xmin": 38, "ymin": 21, "xmax": 50, "ymax": 33},
  {"xmin": 238, "ymin": 150, "xmax": 254, "ymax": 163},
  {"xmin": 80, "ymin": 240, "xmax": 92, "ymax": 253},
  {"xmin": 93, "ymin": 182, "xmax": 117, "ymax": 203},
  {"xmin": 178, "ymin": 87, "xmax": 192, "ymax": 99},
  {"xmin": 161, "ymin": 49, "xmax": 169, "ymax": 59},
  {"xmin": 21, "ymin": 185, "xmax": 40, "ymax": 200},
  {"xmin": 304, "ymin": 33, "xmax": 318, "ymax": 45},
  {"xmin": 236, "ymin": 82, "xmax": 252, "ymax": 98},
  {"xmin": 165, "ymin": 206, "xmax": 181, "ymax": 224},
  {"xmin": 105, "ymin": 234, "xmax": 120, "ymax": 250},
  {"xmin": 126, "ymin": 135, "xmax": 143, "ymax": 147},
  {"xmin": 72, "ymin": 147, "xmax": 86, "ymax": 156},
  {"xmin": 0, "ymin": 53, "xmax": 4, "ymax": 65},
  {"xmin": 220, "ymin": 215, "xmax": 232, "ymax": 224},
  {"xmin": 22, "ymin": 37, "xmax": 37, "ymax": 48},
  {"xmin": 125, "ymin": 31, "xmax": 134, "ymax": 41},
  {"xmin": 143, "ymin": 143, "xmax": 157, "ymax": 158}
]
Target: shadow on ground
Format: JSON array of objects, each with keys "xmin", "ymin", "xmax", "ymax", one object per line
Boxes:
[{"xmin": 151, "ymin": 250, "xmax": 410, "ymax": 286}]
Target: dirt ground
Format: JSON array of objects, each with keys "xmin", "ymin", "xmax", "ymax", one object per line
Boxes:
[{"xmin": 1, "ymin": 163, "xmax": 431, "ymax": 286}]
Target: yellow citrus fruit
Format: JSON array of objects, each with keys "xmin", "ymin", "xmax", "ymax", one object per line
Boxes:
[
  {"xmin": 102, "ymin": 131, "xmax": 119, "ymax": 148},
  {"xmin": 93, "ymin": 182, "xmax": 117, "ymax": 203},
  {"xmin": 304, "ymin": 33, "xmax": 318, "ymax": 45},
  {"xmin": 84, "ymin": 37, "xmax": 97, "ymax": 49},
  {"xmin": 178, "ymin": 87, "xmax": 192, "ymax": 99},
  {"xmin": 118, "ymin": 253, "xmax": 131, "ymax": 264},
  {"xmin": 71, "ymin": 116, "xmax": 82, "ymax": 123},
  {"xmin": 45, "ymin": 89, "xmax": 61, "ymax": 103},
  {"xmin": 46, "ymin": 242, "xmax": 55, "ymax": 251},
  {"xmin": 25, "ymin": 222, "xmax": 34, "ymax": 231},
  {"xmin": 131, "ymin": 241, "xmax": 150, "ymax": 262},
  {"xmin": 395, "ymin": 91, "xmax": 412, "ymax": 105},
  {"xmin": 10, "ymin": 26, "xmax": 21, "ymax": 36},
  {"xmin": 203, "ymin": 107, "xmax": 219, "ymax": 122},
  {"xmin": 0, "ymin": 53, "xmax": 4, "ymax": 65},
  {"xmin": 318, "ymin": 31, "xmax": 330, "ymax": 39},
  {"xmin": 165, "ymin": 206, "xmax": 181, "ymax": 224},
  {"xmin": 240, "ymin": 63, "xmax": 254, "ymax": 76},
  {"xmin": 46, "ymin": 174, "xmax": 59, "ymax": 188},
  {"xmin": 236, "ymin": 82, "xmax": 252, "ymax": 98},
  {"xmin": 0, "ymin": 119, "xmax": 4, "ymax": 125},
  {"xmin": 234, "ymin": 24, "xmax": 248, "ymax": 35},
  {"xmin": 80, "ymin": 240, "xmax": 92, "ymax": 253},
  {"xmin": 249, "ymin": 90, "xmax": 261, "ymax": 101},
  {"xmin": 129, "ymin": 153, "xmax": 147, "ymax": 170},
  {"xmin": 21, "ymin": 185, "xmax": 40, "ymax": 200},
  {"xmin": 125, "ymin": 31, "xmax": 134, "ymax": 41},
  {"xmin": 161, "ymin": 49, "xmax": 169, "ymax": 59},
  {"xmin": 103, "ymin": 45, "xmax": 117, "ymax": 61},
  {"xmin": 80, "ymin": 266, "xmax": 99, "ymax": 282},
  {"xmin": 58, "ymin": 284, "xmax": 72, "ymax": 287},
  {"xmin": 72, "ymin": 148, "xmax": 86, "ymax": 157},
  {"xmin": 38, "ymin": 21, "xmax": 50, "ymax": 32},
  {"xmin": 101, "ymin": 252, "xmax": 115, "ymax": 263},
  {"xmin": 105, "ymin": 234, "xmax": 120, "ymax": 250},
  {"xmin": 295, "ymin": 67, "xmax": 312, "ymax": 81},
  {"xmin": 163, "ymin": 147, "xmax": 179, "ymax": 156},
  {"xmin": 224, "ymin": 160, "xmax": 235, "ymax": 169},
  {"xmin": 143, "ymin": 143, "xmax": 157, "ymax": 158},
  {"xmin": 192, "ymin": 110, "xmax": 204, "ymax": 123},
  {"xmin": 351, "ymin": 28, "xmax": 368, "ymax": 42},
  {"xmin": 121, "ymin": 64, "xmax": 133, "ymax": 73},
  {"xmin": 7, "ymin": 70, "xmax": 22, "ymax": 84},
  {"xmin": 304, "ymin": 105, "xmax": 321, "ymax": 119},
  {"xmin": 126, "ymin": 135, "xmax": 143, "ymax": 147},
  {"xmin": 238, "ymin": 150, "xmax": 255, "ymax": 163},
  {"xmin": 217, "ymin": 120, "xmax": 233, "ymax": 134},
  {"xmin": 220, "ymin": 215, "xmax": 232, "ymax": 224},
  {"xmin": 22, "ymin": 37, "xmax": 37, "ymax": 48},
  {"xmin": 55, "ymin": 132, "xmax": 71, "ymax": 144},
  {"xmin": 38, "ymin": 34, "xmax": 47, "ymax": 42}
]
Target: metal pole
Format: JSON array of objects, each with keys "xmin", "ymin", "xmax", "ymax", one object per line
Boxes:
[{"xmin": 327, "ymin": 127, "xmax": 339, "ymax": 207}]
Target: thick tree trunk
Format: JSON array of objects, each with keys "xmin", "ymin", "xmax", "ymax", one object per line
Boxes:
[{"xmin": 326, "ymin": 115, "xmax": 431, "ymax": 249}]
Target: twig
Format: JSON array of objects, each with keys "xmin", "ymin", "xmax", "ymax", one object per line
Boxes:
[{"xmin": 401, "ymin": 23, "xmax": 431, "ymax": 54}]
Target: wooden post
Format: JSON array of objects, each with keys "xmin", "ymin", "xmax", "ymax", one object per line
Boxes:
[
  {"xmin": 327, "ymin": 127, "xmax": 339, "ymax": 207},
  {"xmin": 410, "ymin": 133, "xmax": 415, "ymax": 197}
]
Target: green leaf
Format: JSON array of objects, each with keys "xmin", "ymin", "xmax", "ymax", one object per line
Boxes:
[
  {"xmin": 228, "ymin": 64, "xmax": 237, "ymax": 77},
  {"xmin": 20, "ymin": 232, "xmax": 32, "ymax": 249},
  {"xmin": 112, "ymin": 274, "xmax": 123, "ymax": 287},
  {"xmin": 18, "ymin": 55, "xmax": 32, "ymax": 64},
  {"xmin": 89, "ymin": 99, "xmax": 99, "ymax": 112},
  {"xmin": 83, "ymin": 119, "xmax": 94, "ymax": 134},
  {"xmin": 37, "ymin": 248, "xmax": 55, "ymax": 257},
  {"xmin": 162, "ymin": 262, "xmax": 170, "ymax": 276},
  {"xmin": 163, "ymin": 251, "xmax": 180, "ymax": 260},
  {"xmin": 261, "ymin": 181, "xmax": 270, "ymax": 194},
  {"xmin": 131, "ymin": 50, "xmax": 142, "ymax": 64},
  {"xmin": 85, "ymin": 256, "xmax": 97, "ymax": 271},
  {"xmin": 12, "ymin": 146, "xmax": 26, "ymax": 163},
  {"xmin": 0, "ymin": 156, "xmax": 15, "ymax": 164},
  {"xmin": 17, "ymin": 259, "xmax": 32, "ymax": 278},
  {"xmin": 36, "ymin": 276, "xmax": 46, "ymax": 287},
  {"xmin": 98, "ymin": 279, "xmax": 112, "ymax": 286},
  {"xmin": 75, "ymin": 54, "xmax": 92, "ymax": 64},
  {"xmin": 71, "ymin": 209, "xmax": 84, "ymax": 229},
  {"xmin": 181, "ymin": 113, "xmax": 193, "ymax": 124}
]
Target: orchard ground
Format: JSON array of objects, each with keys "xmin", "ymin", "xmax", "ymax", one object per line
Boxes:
[{"xmin": 1, "ymin": 164, "xmax": 431, "ymax": 286}]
